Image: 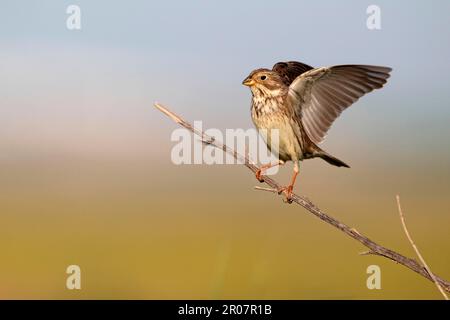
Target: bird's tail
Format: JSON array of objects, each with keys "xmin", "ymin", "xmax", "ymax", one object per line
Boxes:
[{"xmin": 316, "ymin": 150, "xmax": 350, "ymax": 168}]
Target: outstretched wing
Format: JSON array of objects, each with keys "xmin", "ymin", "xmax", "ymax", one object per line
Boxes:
[
  {"xmin": 287, "ymin": 65, "xmax": 392, "ymax": 145},
  {"xmin": 272, "ymin": 61, "xmax": 314, "ymax": 86}
]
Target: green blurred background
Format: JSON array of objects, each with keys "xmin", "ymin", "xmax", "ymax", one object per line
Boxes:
[{"xmin": 1, "ymin": 0, "xmax": 449, "ymax": 299}]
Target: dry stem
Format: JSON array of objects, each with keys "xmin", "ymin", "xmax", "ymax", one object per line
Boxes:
[{"xmin": 154, "ymin": 102, "xmax": 450, "ymax": 295}]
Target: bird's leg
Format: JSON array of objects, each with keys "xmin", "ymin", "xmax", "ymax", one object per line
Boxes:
[
  {"xmin": 255, "ymin": 161, "xmax": 283, "ymax": 182},
  {"xmin": 277, "ymin": 162, "xmax": 299, "ymax": 203}
]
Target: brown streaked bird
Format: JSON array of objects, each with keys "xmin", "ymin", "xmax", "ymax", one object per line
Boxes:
[{"xmin": 242, "ymin": 61, "xmax": 392, "ymax": 202}]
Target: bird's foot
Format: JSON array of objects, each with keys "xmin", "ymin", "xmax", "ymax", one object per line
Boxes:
[
  {"xmin": 277, "ymin": 185, "xmax": 294, "ymax": 204},
  {"xmin": 255, "ymin": 169, "xmax": 265, "ymax": 183}
]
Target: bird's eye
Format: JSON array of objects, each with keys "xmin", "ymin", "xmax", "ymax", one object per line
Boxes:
[{"xmin": 260, "ymin": 75, "xmax": 267, "ymax": 80}]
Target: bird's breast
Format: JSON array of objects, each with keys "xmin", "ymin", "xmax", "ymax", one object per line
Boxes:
[
  {"xmin": 251, "ymin": 95, "xmax": 279, "ymax": 117},
  {"xmin": 251, "ymin": 97, "xmax": 304, "ymax": 161}
]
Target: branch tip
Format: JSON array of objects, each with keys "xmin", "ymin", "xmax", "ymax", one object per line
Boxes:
[{"xmin": 396, "ymin": 195, "xmax": 449, "ymax": 300}]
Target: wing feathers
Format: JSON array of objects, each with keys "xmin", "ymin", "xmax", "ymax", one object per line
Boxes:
[
  {"xmin": 272, "ymin": 61, "xmax": 314, "ymax": 85},
  {"xmin": 288, "ymin": 64, "xmax": 391, "ymax": 144}
]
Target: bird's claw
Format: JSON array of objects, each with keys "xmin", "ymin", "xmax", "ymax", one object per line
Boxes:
[
  {"xmin": 255, "ymin": 169, "xmax": 265, "ymax": 183},
  {"xmin": 277, "ymin": 185, "xmax": 294, "ymax": 204}
]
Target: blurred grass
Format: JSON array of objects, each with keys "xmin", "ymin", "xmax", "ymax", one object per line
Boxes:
[{"xmin": 0, "ymin": 153, "xmax": 449, "ymax": 299}]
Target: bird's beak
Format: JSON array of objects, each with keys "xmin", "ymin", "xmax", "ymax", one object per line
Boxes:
[{"xmin": 242, "ymin": 77, "xmax": 255, "ymax": 86}]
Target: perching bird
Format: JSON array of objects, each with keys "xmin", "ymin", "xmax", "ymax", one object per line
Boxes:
[{"xmin": 242, "ymin": 61, "xmax": 391, "ymax": 202}]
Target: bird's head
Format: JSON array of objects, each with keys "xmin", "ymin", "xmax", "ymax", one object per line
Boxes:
[{"xmin": 242, "ymin": 68, "xmax": 287, "ymax": 98}]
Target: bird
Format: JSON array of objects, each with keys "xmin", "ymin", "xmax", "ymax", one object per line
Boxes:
[{"xmin": 242, "ymin": 61, "xmax": 391, "ymax": 202}]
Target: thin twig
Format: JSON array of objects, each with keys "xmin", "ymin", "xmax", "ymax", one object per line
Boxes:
[
  {"xmin": 154, "ymin": 102, "xmax": 450, "ymax": 294},
  {"xmin": 254, "ymin": 186, "xmax": 278, "ymax": 193},
  {"xmin": 396, "ymin": 195, "xmax": 449, "ymax": 300}
]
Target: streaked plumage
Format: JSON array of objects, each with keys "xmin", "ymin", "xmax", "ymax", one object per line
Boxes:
[{"xmin": 242, "ymin": 61, "xmax": 392, "ymax": 201}]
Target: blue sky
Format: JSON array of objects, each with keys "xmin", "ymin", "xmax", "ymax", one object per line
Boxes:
[{"xmin": 1, "ymin": 0, "xmax": 449, "ymax": 160}]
